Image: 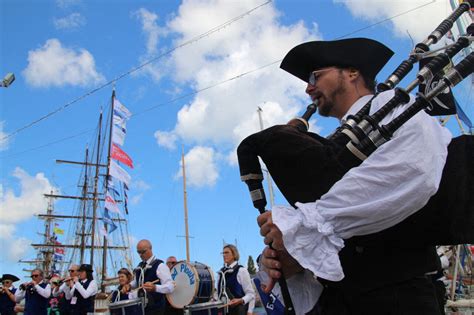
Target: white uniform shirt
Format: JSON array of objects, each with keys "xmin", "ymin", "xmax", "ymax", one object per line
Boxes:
[
  {"xmin": 15, "ymin": 282, "xmax": 52, "ymax": 301},
  {"xmin": 272, "ymin": 91, "xmax": 451, "ymax": 283},
  {"xmin": 131, "ymin": 256, "xmax": 174, "ymax": 294},
  {"xmin": 70, "ymin": 279, "xmax": 98, "ymax": 299},
  {"xmin": 218, "ymin": 261, "xmax": 255, "ymax": 306},
  {"xmin": 53, "ymin": 282, "xmax": 72, "ymax": 299}
]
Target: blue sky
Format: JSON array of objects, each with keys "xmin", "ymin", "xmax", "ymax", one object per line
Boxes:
[{"xmin": 1, "ymin": 0, "xmax": 473, "ymax": 283}]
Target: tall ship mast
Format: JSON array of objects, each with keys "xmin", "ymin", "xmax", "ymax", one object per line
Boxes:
[{"xmin": 20, "ymin": 89, "xmax": 135, "ymax": 296}]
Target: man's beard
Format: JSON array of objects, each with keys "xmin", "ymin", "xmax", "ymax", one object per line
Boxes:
[{"xmin": 318, "ymin": 73, "xmax": 346, "ymax": 117}]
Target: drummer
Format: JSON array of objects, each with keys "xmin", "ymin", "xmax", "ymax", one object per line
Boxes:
[
  {"xmin": 217, "ymin": 245, "xmax": 255, "ymax": 315},
  {"xmin": 131, "ymin": 239, "xmax": 174, "ymax": 315},
  {"xmin": 110, "ymin": 268, "xmax": 142, "ymax": 315}
]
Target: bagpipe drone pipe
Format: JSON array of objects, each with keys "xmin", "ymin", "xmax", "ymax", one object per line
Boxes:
[{"xmin": 237, "ymin": 0, "xmax": 474, "ymax": 252}]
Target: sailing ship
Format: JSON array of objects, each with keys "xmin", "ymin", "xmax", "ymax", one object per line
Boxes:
[{"xmin": 20, "ymin": 89, "xmax": 135, "ymax": 311}]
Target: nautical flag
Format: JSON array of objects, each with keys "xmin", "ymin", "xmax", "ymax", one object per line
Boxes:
[
  {"xmin": 419, "ymin": 56, "xmax": 457, "ymax": 116},
  {"xmin": 113, "ymin": 114, "xmax": 127, "ymax": 129},
  {"xmin": 105, "ymin": 191, "xmax": 121, "ymax": 214},
  {"xmin": 124, "ymin": 185, "xmax": 129, "ymax": 215},
  {"xmin": 53, "ymin": 224, "xmax": 64, "ymax": 235},
  {"xmin": 53, "ymin": 254, "xmax": 63, "ymax": 261},
  {"xmin": 110, "ymin": 160, "xmax": 131, "ymax": 186},
  {"xmin": 253, "ymin": 277, "xmax": 285, "ymax": 315},
  {"xmin": 108, "ymin": 221, "xmax": 118, "ymax": 233},
  {"xmin": 107, "ymin": 176, "xmax": 120, "ymax": 196},
  {"xmin": 111, "ymin": 143, "xmax": 134, "ymax": 168},
  {"xmin": 54, "ymin": 247, "xmax": 65, "ymax": 255},
  {"xmin": 102, "ymin": 209, "xmax": 114, "ymax": 225},
  {"xmin": 112, "ymin": 124, "xmax": 126, "ymax": 146},
  {"xmin": 114, "ymin": 98, "xmax": 132, "ymax": 120}
]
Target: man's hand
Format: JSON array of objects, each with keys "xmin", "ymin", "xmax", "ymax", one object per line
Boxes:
[
  {"xmin": 143, "ymin": 282, "xmax": 155, "ymax": 292},
  {"xmin": 228, "ymin": 298, "xmax": 244, "ymax": 307},
  {"xmin": 257, "ymin": 211, "xmax": 284, "ymax": 250}
]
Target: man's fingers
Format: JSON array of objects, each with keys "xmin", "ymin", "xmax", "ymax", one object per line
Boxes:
[
  {"xmin": 257, "ymin": 211, "xmax": 271, "ymax": 227},
  {"xmin": 262, "ymin": 278, "xmax": 277, "ymax": 294}
]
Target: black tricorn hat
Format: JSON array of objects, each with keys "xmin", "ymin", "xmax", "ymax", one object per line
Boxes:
[
  {"xmin": 78, "ymin": 264, "xmax": 93, "ymax": 272},
  {"xmin": 280, "ymin": 38, "xmax": 394, "ymax": 83},
  {"xmin": 1, "ymin": 274, "xmax": 20, "ymax": 283}
]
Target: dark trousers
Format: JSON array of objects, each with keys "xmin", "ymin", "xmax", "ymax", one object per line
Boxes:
[
  {"xmin": 316, "ymin": 276, "xmax": 441, "ymax": 315},
  {"xmin": 144, "ymin": 309, "xmax": 164, "ymax": 315},
  {"xmin": 225, "ymin": 303, "xmax": 248, "ymax": 315}
]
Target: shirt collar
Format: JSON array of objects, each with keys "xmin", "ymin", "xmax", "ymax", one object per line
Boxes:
[
  {"xmin": 225, "ymin": 261, "xmax": 238, "ymax": 268},
  {"xmin": 340, "ymin": 94, "xmax": 374, "ymax": 125},
  {"xmin": 146, "ymin": 255, "xmax": 156, "ymax": 265}
]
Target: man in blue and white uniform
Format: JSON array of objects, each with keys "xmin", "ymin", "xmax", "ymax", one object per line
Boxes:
[
  {"xmin": 132, "ymin": 239, "xmax": 174, "ymax": 315},
  {"xmin": 15, "ymin": 269, "xmax": 51, "ymax": 315}
]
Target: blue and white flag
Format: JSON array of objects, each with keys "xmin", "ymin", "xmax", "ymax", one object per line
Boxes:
[
  {"xmin": 112, "ymin": 124, "xmax": 126, "ymax": 146},
  {"xmin": 105, "ymin": 191, "xmax": 121, "ymax": 215},
  {"xmin": 110, "ymin": 160, "xmax": 131, "ymax": 186},
  {"xmin": 114, "ymin": 98, "xmax": 132, "ymax": 120}
]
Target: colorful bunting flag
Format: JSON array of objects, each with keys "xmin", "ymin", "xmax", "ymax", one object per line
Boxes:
[
  {"xmin": 53, "ymin": 224, "xmax": 64, "ymax": 235},
  {"xmin": 54, "ymin": 247, "xmax": 65, "ymax": 255},
  {"xmin": 110, "ymin": 160, "xmax": 131, "ymax": 186},
  {"xmin": 111, "ymin": 143, "xmax": 134, "ymax": 168},
  {"xmin": 114, "ymin": 98, "xmax": 132, "ymax": 120},
  {"xmin": 105, "ymin": 191, "xmax": 121, "ymax": 214},
  {"xmin": 112, "ymin": 124, "xmax": 126, "ymax": 146}
]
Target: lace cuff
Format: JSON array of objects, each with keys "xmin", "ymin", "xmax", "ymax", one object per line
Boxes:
[{"xmin": 272, "ymin": 204, "xmax": 345, "ymax": 282}]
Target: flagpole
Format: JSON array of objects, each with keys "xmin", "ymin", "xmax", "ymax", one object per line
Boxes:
[
  {"xmin": 80, "ymin": 147, "xmax": 89, "ymax": 264},
  {"xmin": 182, "ymin": 146, "xmax": 191, "ymax": 262},
  {"xmin": 90, "ymin": 111, "xmax": 103, "ymax": 270},
  {"xmin": 100, "ymin": 88, "xmax": 116, "ymax": 292}
]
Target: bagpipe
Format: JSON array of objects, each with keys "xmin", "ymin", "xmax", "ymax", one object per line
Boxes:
[{"xmin": 237, "ymin": 2, "xmax": 473, "ymax": 313}]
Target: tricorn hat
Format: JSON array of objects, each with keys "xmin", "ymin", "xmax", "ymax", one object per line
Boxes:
[
  {"xmin": 280, "ymin": 38, "xmax": 394, "ymax": 83},
  {"xmin": 1, "ymin": 274, "xmax": 20, "ymax": 283},
  {"xmin": 78, "ymin": 264, "xmax": 93, "ymax": 272}
]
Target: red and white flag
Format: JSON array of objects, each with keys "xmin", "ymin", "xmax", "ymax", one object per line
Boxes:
[
  {"xmin": 105, "ymin": 191, "xmax": 121, "ymax": 214},
  {"xmin": 111, "ymin": 143, "xmax": 134, "ymax": 168}
]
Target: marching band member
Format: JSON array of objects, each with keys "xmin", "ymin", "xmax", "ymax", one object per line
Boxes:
[
  {"xmin": 0, "ymin": 274, "xmax": 19, "ymax": 315},
  {"xmin": 258, "ymin": 38, "xmax": 451, "ymax": 314},
  {"xmin": 15, "ymin": 269, "xmax": 51, "ymax": 315},
  {"xmin": 52, "ymin": 264, "xmax": 79, "ymax": 315},
  {"xmin": 132, "ymin": 239, "xmax": 174, "ymax": 315},
  {"xmin": 217, "ymin": 245, "xmax": 255, "ymax": 315},
  {"xmin": 69, "ymin": 264, "xmax": 97, "ymax": 315},
  {"xmin": 110, "ymin": 268, "xmax": 142, "ymax": 315}
]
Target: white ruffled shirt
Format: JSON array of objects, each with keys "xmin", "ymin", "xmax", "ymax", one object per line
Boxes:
[{"xmin": 273, "ymin": 91, "xmax": 452, "ymax": 283}]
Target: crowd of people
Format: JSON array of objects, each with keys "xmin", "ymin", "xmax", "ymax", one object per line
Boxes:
[{"xmin": 0, "ymin": 239, "xmax": 257, "ymax": 315}]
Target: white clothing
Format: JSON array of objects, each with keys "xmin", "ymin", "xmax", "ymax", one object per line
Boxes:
[
  {"xmin": 273, "ymin": 91, "xmax": 451, "ymax": 282},
  {"xmin": 218, "ymin": 261, "xmax": 255, "ymax": 305},
  {"xmin": 15, "ymin": 282, "xmax": 51, "ymax": 301},
  {"xmin": 70, "ymin": 279, "xmax": 98, "ymax": 299},
  {"xmin": 130, "ymin": 256, "xmax": 174, "ymax": 294}
]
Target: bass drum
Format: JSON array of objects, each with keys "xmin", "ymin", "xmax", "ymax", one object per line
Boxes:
[{"xmin": 167, "ymin": 261, "xmax": 215, "ymax": 309}]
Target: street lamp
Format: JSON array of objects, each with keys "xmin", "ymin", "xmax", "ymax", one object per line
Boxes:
[{"xmin": 1, "ymin": 73, "xmax": 15, "ymax": 88}]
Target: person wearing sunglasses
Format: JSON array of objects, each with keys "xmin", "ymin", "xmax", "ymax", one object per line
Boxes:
[
  {"xmin": 258, "ymin": 38, "xmax": 451, "ymax": 314},
  {"xmin": 0, "ymin": 274, "xmax": 20, "ymax": 315},
  {"xmin": 51, "ymin": 264, "xmax": 80, "ymax": 315},
  {"xmin": 131, "ymin": 239, "xmax": 174, "ymax": 315},
  {"xmin": 15, "ymin": 269, "xmax": 51, "ymax": 315},
  {"xmin": 68, "ymin": 264, "xmax": 97, "ymax": 315}
]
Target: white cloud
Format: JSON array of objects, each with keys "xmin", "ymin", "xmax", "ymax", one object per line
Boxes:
[
  {"xmin": 0, "ymin": 167, "xmax": 55, "ymax": 224},
  {"xmin": 133, "ymin": 8, "xmax": 168, "ymax": 81},
  {"xmin": 175, "ymin": 146, "xmax": 219, "ymax": 188},
  {"xmin": 132, "ymin": 179, "xmax": 151, "ymax": 191},
  {"xmin": 54, "ymin": 13, "xmax": 86, "ymax": 30},
  {"xmin": 56, "ymin": 0, "xmax": 81, "ymax": 9},
  {"xmin": 334, "ymin": 0, "xmax": 454, "ymax": 42},
  {"xmin": 23, "ymin": 38, "xmax": 105, "ymax": 88},
  {"xmin": 0, "ymin": 121, "xmax": 9, "ymax": 151},
  {"xmin": 149, "ymin": 0, "xmax": 319, "ymax": 176},
  {"xmin": 0, "ymin": 223, "xmax": 16, "ymax": 236},
  {"xmin": 7, "ymin": 238, "xmax": 31, "ymax": 262}
]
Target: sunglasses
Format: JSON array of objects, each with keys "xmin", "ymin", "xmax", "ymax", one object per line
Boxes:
[
  {"xmin": 137, "ymin": 249, "xmax": 148, "ymax": 255},
  {"xmin": 68, "ymin": 269, "xmax": 78, "ymax": 272},
  {"xmin": 308, "ymin": 68, "xmax": 337, "ymax": 86},
  {"xmin": 2, "ymin": 281, "xmax": 11, "ymax": 284},
  {"xmin": 31, "ymin": 275, "xmax": 40, "ymax": 278}
]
